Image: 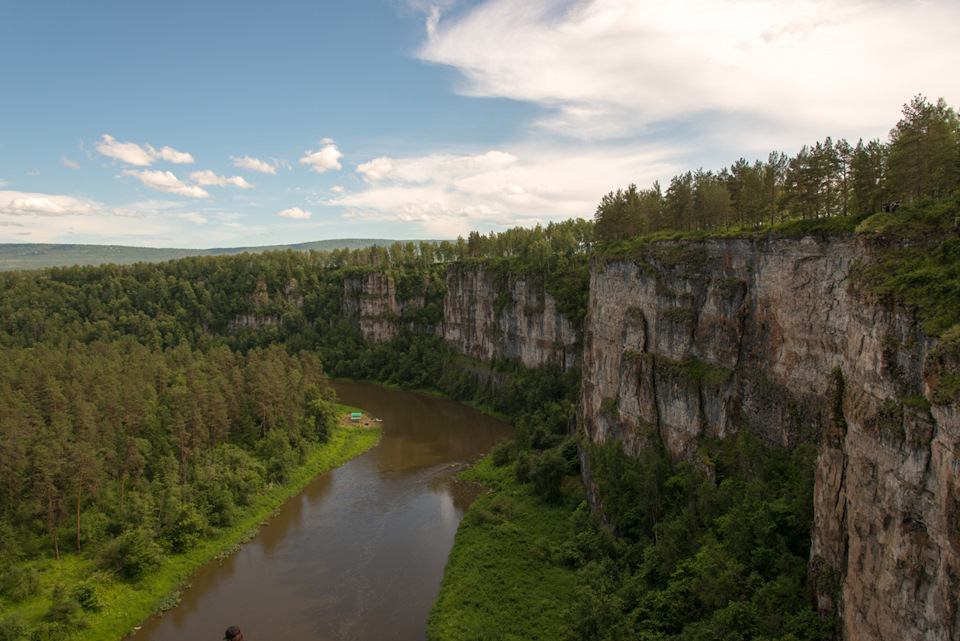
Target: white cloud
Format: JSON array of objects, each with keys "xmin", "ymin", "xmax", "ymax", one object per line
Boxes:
[
  {"xmin": 122, "ymin": 169, "xmax": 211, "ymax": 198},
  {"xmin": 277, "ymin": 207, "xmax": 312, "ymax": 219},
  {"xmin": 226, "ymin": 176, "xmax": 254, "ymax": 189},
  {"xmin": 95, "ymin": 134, "xmax": 195, "ymax": 166},
  {"xmin": 96, "ymin": 135, "xmax": 155, "ymax": 166},
  {"xmin": 231, "ymin": 155, "xmax": 278, "ymax": 174},
  {"xmin": 357, "ymin": 150, "xmax": 517, "ymax": 183},
  {"xmin": 0, "ymin": 190, "xmax": 99, "ymax": 216},
  {"xmin": 155, "ymin": 146, "xmax": 194, "ymax": 164},
  {"xmin": 299, "ymin": 144, "xmax": 343, "ymax": 173},
  {"xmin": 111, "ymin": 208, "xmax": 143, "ymax": 217},
  {"xmin": 418, "ymin": 0, "xmax": 960, "ymax": 144},
  {"xmin": 61, "ymin": 156, "xmax": 80, "ymax": 169},
  {"xmin": 189, "ymin": 170, "xmax": 255, "ymax": 189},
  {"xmin": 331, "ymin": 144, "xmax": 676, "ymax": 237}
]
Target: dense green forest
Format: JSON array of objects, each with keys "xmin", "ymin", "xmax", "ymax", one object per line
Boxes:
[
  {"xmin": 1, "ymin": 94, "xmax": 957, "ymax": 640},
  {"xmin": 0, "ymin": 218, "xmax": 592, "ymax": 640}
]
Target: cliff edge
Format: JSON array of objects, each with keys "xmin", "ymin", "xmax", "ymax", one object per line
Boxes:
[{"xmin": 580, "ymin": 235, "xmax": 960, "ymax": 641}]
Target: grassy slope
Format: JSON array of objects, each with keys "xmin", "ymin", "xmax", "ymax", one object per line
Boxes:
[
  {"xmin": 428, "ymin": 458, "xmax": 579, "ymax": 641},
  {"xmin": 6, "ymin": 412, "xmax": 380, "ymax": 641}
]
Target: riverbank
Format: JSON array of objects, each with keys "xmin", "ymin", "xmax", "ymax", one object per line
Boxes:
[
  {"xmin": 1, "ymin": 409, "xmax": 380, "ymax": 641},
  {"xmin": 427, "ymin": 456, "xmax": 581, "ymax": 641}
]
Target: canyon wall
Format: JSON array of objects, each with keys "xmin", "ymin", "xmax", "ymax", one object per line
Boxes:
[
  {"xmin": 441, "ymin": 264, "xmax": 579, "ymax": 370},
  {"xmin": 579, "ymin": 236, "xmax": 960, "ymax": 641},
  {"xmin": 343, "ymin": 265, "xmax": 580, "ymax": 370},
  {"xmin": 343, "ymin": 272, "xmax": 427, "ymax": 343}
]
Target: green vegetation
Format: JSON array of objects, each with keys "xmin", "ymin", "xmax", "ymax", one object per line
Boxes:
[
  {"xmin": 0, "ymin": 238, "xmax": 403, "ymax": 272},
  {"xmin": 428, "ymin": 457, "xmax": 581, "ymax": 641},
  {"xmin": 0, "ymin": 221, "xmax": 591, "ymax": 641},
  {"xmin": 432, "ymin": 424, "xmax": 832, "ymax": 640},
  {"xmin": 851, "ymin": 197, "xmax": 960, "ymax": 337},
  {"xmin": 594, "ymin": 95, "xmax": 958, "ymax": 242},
  {"xmin": 571, "ymin": 433, "xmax": 831, "ymax": 640},
  {"xmin": 0, "ymin": 419, "xmax": 379, "ymax": 641}
]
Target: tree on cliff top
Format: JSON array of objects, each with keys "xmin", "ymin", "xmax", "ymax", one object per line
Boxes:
[{"xmin": 886, "ymin": 95, "xmax": 960, "ymax": 204}]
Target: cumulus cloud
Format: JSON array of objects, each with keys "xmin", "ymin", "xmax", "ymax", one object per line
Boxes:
[
  {"xmin": 95, "ymin": 135, "xmax": 195, "ymax": 166},
  {"xmin": 155, "ymin": 146, "xmax": 194, "ymax": 164},
  {"xmin": 331, "ymin": 144, "xmax": 676, "ymax": 237},
  {"xmin": 231, "ymin": 155, "xmax": 278, "ymax": 174},
  {"xmin": 299, "ymin": 143, "xmax": 343, "ymax": 174},
  {"xmin": 277, "ymin": 207, "xmax": 312, "ymax": 219},
  {"xmin": 122, "ymin": 169, "xmax": 211, "ymax": 198},
  {"xmin": 0, "ymin": 190, "xmax": 99, "ymax": 216},
  {"xmin": 189, "ymin": 170, "xmax": 254, "ymax": 189},
  {"xmin": 418, "ymin": 0, "xmax": 960, "ymax": 143},
  {"xmin": 61, "ymin": 156, "xmax": 80, "ymax": 169}
]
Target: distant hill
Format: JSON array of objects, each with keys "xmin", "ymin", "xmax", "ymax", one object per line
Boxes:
[{"xmin": 0, "ymin": 239, "xmax": 405, "ymax": 271}]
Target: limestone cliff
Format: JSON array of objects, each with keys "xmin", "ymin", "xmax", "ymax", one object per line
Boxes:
[
  {"xmin": 442, "ymin": 264, "xmax": 579, "ymax": 370},
  {"xmin": 342, "ymin": 272, "xmax": 426, "ymax": 342},
  {"xmin": 580, "ymin": 236, "xmax": 960, "ymax": 641},
  {"xmin": 341, "ymin": 265, "xmax": 580, "ymax": 370}
]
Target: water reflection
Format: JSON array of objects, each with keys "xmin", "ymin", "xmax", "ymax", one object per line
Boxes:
[{"xmin": 132, "ymin": 381, "xmax": 512, "ymax": 641}]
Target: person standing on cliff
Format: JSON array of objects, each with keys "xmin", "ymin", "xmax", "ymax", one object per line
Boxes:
[{"xmin": 224, "ymin": 626, "xmax": 244, "ymax": 641}]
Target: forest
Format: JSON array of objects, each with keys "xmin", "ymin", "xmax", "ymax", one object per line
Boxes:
[
  {"xmin": 593, "ymin": 95, "xmax": 959, "ymax": 241},
  {"xmin": 0, "ymin": 94, "xmax": 958, "ymax": 640}
]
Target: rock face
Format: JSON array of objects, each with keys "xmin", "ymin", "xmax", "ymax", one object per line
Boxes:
[
  {"xmin": 579, "ymin": 236, "xmax": 960, "ymax": 641},
  {"xmin": 342, "ymin": 272, "xmax": 426, "ymax": 343},
  {"xmin": 441, "ymin": 264, "xmax": 580, "ymax": 370},
  {"xmin": 341, "ymin": 265, "xmax": 580, "ymax": 370}
]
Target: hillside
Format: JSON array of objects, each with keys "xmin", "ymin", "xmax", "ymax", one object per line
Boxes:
[{"xmin": 0, "ymin": 238, "xmax": 407, "ymax": 271}]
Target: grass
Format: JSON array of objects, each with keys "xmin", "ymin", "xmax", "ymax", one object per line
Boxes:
[
  {"xmin": 427, "ymin": 457, "xmax": 580, "ymax": 641},
  {"xmin": 4, "ymin": 412, "xmax": 380, "ymax": 641},
  {"xmin": 850, "ymin": 198, "xmax": 960, "ymax": 337}
]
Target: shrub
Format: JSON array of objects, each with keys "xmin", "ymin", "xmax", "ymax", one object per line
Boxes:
[
  {"xmin": 531, "ymin": 448, "xmax": 567, "ymax": 503},
  {"xmin": 0, "ymin": 614, "xmax": 27, "ymax": 641},
  {"xmin": 490, "ymin": 439, "xmax": 515, "ymax": 467},
  {"xmin": 0, "ymin": 565, "xmax": 40, "ymax": 602},
  {"xmin": 72, "ymin": 576, "xmax": 106, "ymax": 612},
  {"xmin": 98, "ymin": 527, "xmax": 165, "ymax": 581}
]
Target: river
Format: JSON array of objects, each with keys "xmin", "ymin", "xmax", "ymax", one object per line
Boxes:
[{"xmin": 133, "ymin": 381, "xmax": 513, "ymax": 641}]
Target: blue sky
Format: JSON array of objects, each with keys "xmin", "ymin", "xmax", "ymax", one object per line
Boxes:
[{"xmin": 2, "ymin": 0, "xmax": 958, "ymax": 248}]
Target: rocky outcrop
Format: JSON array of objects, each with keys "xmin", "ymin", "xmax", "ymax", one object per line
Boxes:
[
  {"xmin": 580, "ymin": 236, "xmax": 960, "ymax": 641},
  {"xmin": 442, "ymin": 264, "xmax": 579, "ymax": 370},
  {"xmin": 228, "ymin": 278, "xmax": 301, "ymax": 330},
  {"xmin": 342, "ymin": 272, "xmax": 426, "ymax": 342},
  {"xmin": 340, "ymin": 265, "xmax": 580, "ymax": 370}
]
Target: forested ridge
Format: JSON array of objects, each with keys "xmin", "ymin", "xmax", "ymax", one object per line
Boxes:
[{"xmin": 1, "ymin": 95, "xmax": 958, "ymax": 640}]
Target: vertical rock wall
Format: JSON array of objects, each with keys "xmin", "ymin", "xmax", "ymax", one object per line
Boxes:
[
  {"xmin": 342, "ymin": 272, "xmax": 426, "ymax": 342},
  {"xmin": 580, "ymin": 236, "xmax": 960, "ymax": 641},
  {"xmin": 339, "ymin": 265, "xmax": 580, "ymax": 370},
  {"xmin": 442, "ymin": 264, "xmax": 580, "ymax": 370}
]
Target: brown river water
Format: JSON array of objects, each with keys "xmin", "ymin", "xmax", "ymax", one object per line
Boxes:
[{"xmin": 132, "ymin": 381, "xmax": 512, "ymax": 641}]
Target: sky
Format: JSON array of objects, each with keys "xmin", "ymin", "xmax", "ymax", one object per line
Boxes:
[{"xmin": 2, "ymin": 0, "xmax": 958, "ymax": 249}]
